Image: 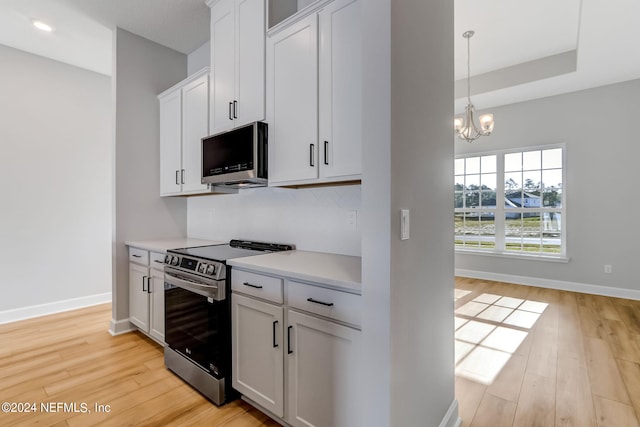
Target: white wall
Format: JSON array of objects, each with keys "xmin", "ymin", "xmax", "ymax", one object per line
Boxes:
[
  {"xmin": 361, "ymin": 0, "xmax": 457, "ymax": 426},
  {"xmin": 112, "ymin": 29, "xmax": 188, "ymax": 328},
  {"xmin": 0, "ymin": 44, "xmax": 112, "ymax": 318},
  {"xmin": 455, "ymin": 79, "xmax": 640, "ymax": 299},
  {"xmin": 187, "ymin": 41, "xmax": 210, "ymax": 76},
  {"xmin": 187, "ymin": 185, "xmax": 361, "ymax": 256}
]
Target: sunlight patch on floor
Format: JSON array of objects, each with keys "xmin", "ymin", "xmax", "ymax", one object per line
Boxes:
[{"xmin": 454, "ymin": 291, "xmax": 548, "ymax": 385}]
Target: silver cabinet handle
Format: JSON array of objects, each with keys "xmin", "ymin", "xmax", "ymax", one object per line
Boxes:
[
  {"xmin": 147, "ymin": 276, "xmax": 152, "ymax": 294},
  {"xmin": 142, "ymin": 276, "xmax": 148, "ymax": 292},
  {"xmin": 181, "ymin": 169, "xmax": 185, "ymax": 184},
  {"xmin": 175, "ymin": 170, "xmax": 180, "ymax": 185},
  {"xmin": 233, "ymin": 100, "xmax": 238, "ymax": 119},
  {"xmin": 324, "ymin": 141, "xmax": 329, "ymax": 165},
  {"xmin": 229, "ymin": 102, "xmax": 233, "ymax": 120}
]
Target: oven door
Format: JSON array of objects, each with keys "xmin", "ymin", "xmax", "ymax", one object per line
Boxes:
[{"xmin": 164, "ymin": 270, "xmax": 230, "ymax": 378}]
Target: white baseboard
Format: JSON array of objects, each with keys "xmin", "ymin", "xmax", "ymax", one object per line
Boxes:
[
  {"xmin": 456, "ymin": 269, "xmax": 640, "ymax": 301},
  {"xmin": 0, "ymin": 292, "xmax": 112, "ymax": 325},
  {"xmin": 109, "ymin": 318, "xmax": 135, "ymax": 336},
  {"xmin": 439, "ymin": 400, "xmax": 461, "ymax": 427}
]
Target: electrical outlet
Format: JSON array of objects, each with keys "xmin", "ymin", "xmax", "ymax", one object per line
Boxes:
[
  {"xmin": 347, "ymin": 210, "xmax": 358, "ymax": 228},
  {"xmin": 604, "ymin": 264, "xmax": 612, "ymax": 274}
]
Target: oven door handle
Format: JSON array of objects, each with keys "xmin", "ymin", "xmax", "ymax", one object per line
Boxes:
[{"xmin": 165, "ymin": 272, "xmax": 224, "ymax": 301}]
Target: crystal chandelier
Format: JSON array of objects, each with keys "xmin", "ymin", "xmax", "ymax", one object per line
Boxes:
[{"xmin": 454, "ymin": 30, "xmax": 494, "ymax": 143}]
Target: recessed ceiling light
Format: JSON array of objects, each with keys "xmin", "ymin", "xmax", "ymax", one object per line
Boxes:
[{"xmin": 32, "ymin": 20, "xmax": 53, "ymax": 32}]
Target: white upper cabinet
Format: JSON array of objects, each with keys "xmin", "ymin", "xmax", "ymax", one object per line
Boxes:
[
  {"xmin": 158, "ymin": 69, "xmax": 210, "ymax": 197},
  {"xmin": 159, "ymin": 90, "xmax": 182, "ymax": 196},
  {"xmin": 266, "ymin": 0, "xmax": 362, "ymax": 186},
  {"xmin": 182, "ymin": 74, "xmax": 210, "ymax": 193},
  {"xmin": 318, "ymin": 0, "xmax": 361, "ymax": 180},
  {"xmin": 266, "ymin": 13, "xmax": 319, "ymax": 184},
  {"xmin": 209, "ymin": 0, "xmax": 265, "ymax": 135}
]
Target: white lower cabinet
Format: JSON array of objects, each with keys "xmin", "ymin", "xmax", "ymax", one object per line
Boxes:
[
  {"xmin": 128, "ymin": 247, "xmax": 165, "ymax": 344},
  {"xmin": 287, "ymin": 310, "xmax": 361, "ymax": 427},
  {"xmin": 232, "ymin": 293, "xmax": 284, "ymax": 417},
  {"xmin": 231, "ymin": 269, "xmax": 361, "ymax": 427}
]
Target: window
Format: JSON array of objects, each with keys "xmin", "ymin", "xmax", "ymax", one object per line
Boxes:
[{"xmin": 455, "ymin": 146, "xmax": 565, "ymax": 256}]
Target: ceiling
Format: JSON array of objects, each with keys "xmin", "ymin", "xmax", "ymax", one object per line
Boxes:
[{"xmin": 0, "ymin": 0, "xmax": 639, "ymax": 109}]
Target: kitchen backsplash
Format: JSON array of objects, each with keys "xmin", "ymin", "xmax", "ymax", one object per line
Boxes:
[{"xmin": 187, "ymin": 185, "xmax": 361, "ymax": 256}]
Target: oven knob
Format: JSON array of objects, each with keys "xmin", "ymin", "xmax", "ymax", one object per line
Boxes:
[
  {"xmin": 171, "ymin": 256, "xmax": 179, "ymax": 266},
  {"xmin": 164, "ymin": 254, "xmax": 170, "ymax": 264},
  {"xmin": 198, "ymin": 263, "xmax": 206, "ymax": 273},
  {"xmin": 206, "ymin": 265, "xmax": 215, "ymax": 275}
]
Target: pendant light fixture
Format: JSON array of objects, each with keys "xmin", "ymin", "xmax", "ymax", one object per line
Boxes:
[{"xmin": 454, "ymin": 30, "xmax": 494, "ymax": 143}]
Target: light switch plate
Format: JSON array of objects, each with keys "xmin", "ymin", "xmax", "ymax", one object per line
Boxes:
[{"xmin": 401, "ymin": 209, "xmax": 410, "ymax": 240}]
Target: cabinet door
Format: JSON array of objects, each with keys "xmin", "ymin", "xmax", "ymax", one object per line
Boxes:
[
  {"xmin": 318, "ymin": 0, "xmax": 362, "ymax": 180},
  {"xmin": 181, "ymin": 74, "xmax": 209, "ymax": 194},
  {"xmin": 149, "ymin": 268, "xmax": 165, "ymax": 343},
  {"xmin": 129, "ymin": 263, "xmax": 150, "ymax": 332},
  {"xmin": 210, "ymin": 0, "xmax": 236, "ymax": 135},
  {"xmin": 287, "ymin": 310, "xmax": 362, "ymax": 427},
  {"xmin": 159, "ymin": 90, "xmax": 182, "ymax": 196},
  {"xmin": 235, "ymin": 0, "xmax": 265, "ymax": 127},
  {"xmin": 232, "ymin": 294, "xmax": 284, "ymax": 417},
  {"xmin": 267, "ymin": 14, "xmax": 319, "ymax": 184}
]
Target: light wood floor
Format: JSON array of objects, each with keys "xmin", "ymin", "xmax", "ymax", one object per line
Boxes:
[
  {"xmin": 0, "ymin": 304, "xmax": 280, "ymax": 427},
  {"xmin": 2, "ymin": 278, "xmax": 639, "ymax": 426},
  {"xmin": 455, "ymin": 277, "xmax": 640, "ymax": 427}
]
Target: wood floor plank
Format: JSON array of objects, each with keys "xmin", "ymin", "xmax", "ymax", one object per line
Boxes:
[
  {"xmin": 602, "ymin": 319, "xmax": 640, "ymax": 363},
  {"xmin": 617, "ymin": 359, "xmax": 640, "ymax": 424},
  {"xmin": 555, "ymin": 354, "xmax": 596, "ymax": 427},
  {"xmin": 593, "ymin": 396, "xmax": 640, "ymax": 427},
  {"xmin": 456, "ymin": 376, "xmax": 486, "ymax": 426},
  {"xmin": 469, "ymin": 393, "xmax": 516, "ymax": 427},
  {"xmin": 584, "ymin": 337, "xmax": 631, "ymax": 404},
  {"xmin": 512, "ymin": 373, "xmax": 555, "ymax": 427},
  {"xmin": 486, "ymin": 353, "xmax": 527, "ymax": 403}
]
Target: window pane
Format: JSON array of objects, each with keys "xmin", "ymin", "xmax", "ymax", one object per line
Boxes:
[
  {"xmin": 480, "ymin": 190, "xmax": 496, "ymax": 208},
  {"xmin": 454, "ymin": 214, "xmax": 465, "ymax": 247},
  {"xmin": 523, "ymin": 171, "xmax": 541, "ymax": 193},
  {"xmin": 465, "ymin": 174, "xmax": 480, "ymax": 188},
  {"xmin": 454, "ymin": 192, "xmax": 463, "ymax": 209},
  {"xmin": 542, "ymin": 169, "xmax": 562, "ymax": 190},
  {"xmin": 481, "ymin": 173, "xmax": 496, "ymax": 189},
  {"xmin": 461, "ymin": 214, "xmax": 480, "ymax": 248},
  {"xmin": 505, "ymin": 189, "xmax": 522, "ymax": 209},
  {"xmin": 466, "ymin": 157, "xmax": 480, "ymax": 174},
  {"xmin": 523, "ymin": 212, "xmax": 542, "ymax": 252},
  {"xmin": 465, "ymin": 191, "xmax": 479, "ymax": 208},
  {"xmin": 481, "ymin": 155, "xmax": 497, "ymax": 173},
  {"xmin": 478, "ymin": 213, "xmax": 496, "ymax": 249},
  {"xmin": 542, "ymin": 148, "xmax": 562, "ymax": 169},
  {"xmin": 543, "ymin": 189, "xmax": 561, "ymax": 207},
  {"xmin": 455, "ymin": 158, "xmax": 465, "ymax": 175},
  {"xmin": 455, "ymin": 175, "xmax": 464, "ymax": 190},
  {"xmin": 505, "ymin": 213, "xmax": 523, "ymax": 251},
  {"xmin": 542, "ymin": 212, "xmax": 562, "ymax": 253},
  {"xmin": 505, "ymin": 152, "xmax": 522, "ymax": 172},
  {"xmin": 522, "ymin": 150, "xmax": 541, "ymax": 171}
]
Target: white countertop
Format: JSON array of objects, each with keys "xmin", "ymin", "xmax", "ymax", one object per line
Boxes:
[
  {"xmin": 228, "ymin": 250, "xmax": 362, "ymax": 293},
  {"xmin": 125, "ymin": 238, "xmax": 224, "ymax": 253}
]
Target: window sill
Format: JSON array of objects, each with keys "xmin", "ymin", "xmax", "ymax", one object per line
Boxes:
[{"xmin": 455, "ymin": 249, "xmax": 570, "ymax": 263}]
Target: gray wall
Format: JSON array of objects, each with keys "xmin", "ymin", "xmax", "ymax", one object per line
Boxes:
[
  {"xmin": 0, "ymin": 44, "xmax": 112, "ymax": 315},
  {"xmin": 112, "ymin": 29, "xmax": 188, "ymax": 326},
  {"xmin": 361, "ymin": 0, "xmax": 456, "ymax": 425},
  {"xmin": 455, "ymin": 79, "xmax": 640, "ymax": 296}
]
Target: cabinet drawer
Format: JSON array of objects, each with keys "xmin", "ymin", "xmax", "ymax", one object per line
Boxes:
[
  {"xmin": 129, "ymin": 247, "xmax": 149, "ymax": 265},
  {"xmin": 287, "ymin": 281, "xmax": 361, "ymax": 328},
  {"xmin": 150, "ymin": 252, "xmax": 166, "ymax": 270},
  {"xmin": 232, "ymin": 269, "xmax": 283, "ymax": 304}
]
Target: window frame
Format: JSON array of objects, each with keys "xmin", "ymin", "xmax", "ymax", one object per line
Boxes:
[{"xmin": 455, "ymin": 143, "xmax": 567, "ymax": 259}]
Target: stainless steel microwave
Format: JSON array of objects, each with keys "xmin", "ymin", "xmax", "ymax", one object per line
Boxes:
[{"xmin": 201, "ymin": 121, "xmax": 268, "ymax": 188}]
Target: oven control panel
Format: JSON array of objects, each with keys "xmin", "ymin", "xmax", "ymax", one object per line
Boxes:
[{"xmin": 164, "ymin": 254, "xmax": 225, "ymax": 280}]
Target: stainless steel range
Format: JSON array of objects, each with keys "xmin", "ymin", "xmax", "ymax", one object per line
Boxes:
[{"xmin": 163, "ymin": 240, "xmax": 293, "ymax": 405}]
